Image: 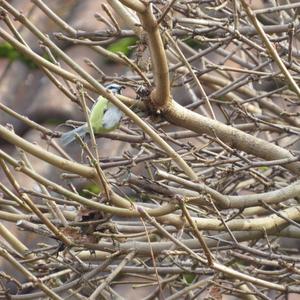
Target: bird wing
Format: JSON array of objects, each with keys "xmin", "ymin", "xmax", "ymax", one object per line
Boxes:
[{"xmin": 102, "ymin": 106, "xmax": 123, "ymax": 130}]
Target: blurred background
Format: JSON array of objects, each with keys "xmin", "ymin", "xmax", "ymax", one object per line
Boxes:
[{"xmin": 1, "ymin": 0, "xmax": 300, "ymax": 299}]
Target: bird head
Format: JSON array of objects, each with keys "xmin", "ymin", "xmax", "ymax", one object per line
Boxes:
[{"xmin": 106, "ymin": 83, "xmax": 125, "ymax": 94}]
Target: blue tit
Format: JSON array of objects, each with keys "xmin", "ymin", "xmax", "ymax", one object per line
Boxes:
[{"xmin": 60, "ymin": 84, "xmax": 124, "ymax": 146}]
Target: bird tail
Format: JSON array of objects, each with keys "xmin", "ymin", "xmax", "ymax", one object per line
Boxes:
[{"xmin": 59, "ymin": 124, "xmax": 88, "ymax": 146}]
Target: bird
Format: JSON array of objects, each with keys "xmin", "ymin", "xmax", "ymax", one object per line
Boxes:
[{"xmin": 60, "ymin": 83, "xmax": 124, "ymax": 146}]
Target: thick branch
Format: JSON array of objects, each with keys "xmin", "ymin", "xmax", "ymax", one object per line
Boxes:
[
  {"xmin": 0, "ymin": 125, "xmax": 96, "ymax": 178},
  {"xmin": 121, "ymin": 1, "xmax": 171, "ymax": 107},
  {"xmin": 164, "ymin": 102, "xmax": 300, "ymax": 175}
]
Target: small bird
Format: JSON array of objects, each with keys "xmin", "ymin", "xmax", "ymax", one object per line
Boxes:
[{"xmin": 60, "ymin": 83, "xmax": 124, "ymax": 146}]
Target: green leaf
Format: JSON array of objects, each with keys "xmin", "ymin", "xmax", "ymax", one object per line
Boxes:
[
  {"xmin": 183, "ymin": 273, "xmax": 196, "ymax": 284},
  {"xmin": 183, "ymin": 38, "xmax": 203, "ymax": 50},
  {"xmin": 0, "ymin": 42, "xmax": 19, "ymax": 60},
  {"xmin": 79, "ymin": 183, "xmax": 101, "ymax": 198},
  {"xmin": 0, "ymin": 42, "xmax": 37, "ymax": 69},
  {"xmin": 258, "ymin": 166, "xmax": 269, "ymax": 172},
  {"xmin": 106, "ymin": 37, "xmax": 137, "ymax": 63}
]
